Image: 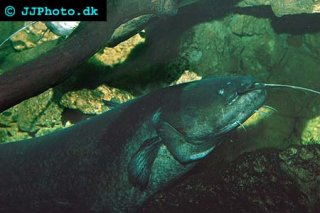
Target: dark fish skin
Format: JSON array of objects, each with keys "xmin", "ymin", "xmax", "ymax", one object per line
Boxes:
[
  {"xmin": 0, "ymin": 21, "xmax": 112, "ymax": 113},
  {"xmin": 0, "ymin": 77, "xmax": 266, "ymax": 212}
]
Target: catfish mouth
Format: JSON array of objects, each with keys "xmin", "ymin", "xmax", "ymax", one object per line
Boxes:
[
  {"xmin": 184, "ymin": 83, "xmax": 266, "ymax": 145},
  {"xmin": 237, "ymin": 81, "xmax": 265, "ymax": 95},
  {"xmin": 157, "ymin": 78, "xmax": 267, "ymax": 164},
  {"xmin": 220, "ymin": 86, "xmax": 267, "ymax": 134}
]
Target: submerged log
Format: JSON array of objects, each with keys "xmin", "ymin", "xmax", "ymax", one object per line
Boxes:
[{"xmin": 0, "ymin": 0, "xmax": 183, "ymax": 113}]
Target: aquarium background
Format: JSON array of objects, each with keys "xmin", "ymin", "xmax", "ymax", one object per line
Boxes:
[{"xmin": 0, "ymin": 0, "xmax": 319, "ymax": 212}]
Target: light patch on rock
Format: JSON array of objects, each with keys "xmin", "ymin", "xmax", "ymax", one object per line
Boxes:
[
  {"xmin": 313, "ymin": 2, "xmax": 320, "ymax": 13},
  {"xmin": 11, "ymin": 21, "xmax": 59, "ymax": 51},
  {"xmin": 242, "ymin": 107, "xmax": 274, "ymax": 128},
  {"xmin": 61, "ymin": 85, "xmax": 135, "ymax": 114},
  {"xmin": 301, "ymin": 116, "xmax": 320, "ymax": 145},
  {"xmin": 238, "ymin": 0, "xmax": 320, "ymax": 16},
  {"xmin": 94, "ymin": 33, "xmax": 145, "ymax": 66},
  {"xmin": 173, "ymin": 70, "xmax": 202, "ymax": 85},
  {"xmin": 97, "ymin": 85, "xmax": 135, "ymax": 104},
  {"xmin": 0, "ymin": 88, "xmax": 64, "ymax": 143}
]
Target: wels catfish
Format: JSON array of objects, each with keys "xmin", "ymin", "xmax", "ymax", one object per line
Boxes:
[{"xmin": 0, "ymin": 76, "xmax": 266, "ymax": 212}]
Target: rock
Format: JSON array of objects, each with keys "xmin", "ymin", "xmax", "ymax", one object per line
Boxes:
[
  {"xmin": 304, "ymin": 33, "xmax": 320, "ymax": 58},
  {"xmin": 279, "ymin": 146, "xmax": 320, "ymax": 211},
  {"xmin": 60, "ymin": 85, "xmax": 134, "ymax": 115},
  {"xmin": 60, "ymin": 89, "xmax": 107, "ymax": 115},
  {"xmin": 14, "ymin": 89, "xmax": 63, "ymax": 133},
  {"xmin": 94, "ymin": 33, "xmax": 145, "ymax": 67},
  {"xmin": 271, "ymin": 0, "xmax": 320, "ymax": 17},
  {"xmin": 172, "ymin": 70, "xmax": 202, "ymax": 85},
  {"xmin": 143, "ymin": 145, "xmax": 320, "ymax": 212},
  {"xmin": 179, "ymin": 19, "xmax": 234, "ymax": 77},
  {"xmin": 301, "ymin": 116, "xmax": 320, "ymax": 145},
  {"xmin": 237, "ymin": 0, "xmax": 270, "ymax": 7},
  {"xmin": 0, "ymin": 89, "xmax": 64, "ymax": 143},
  {"xmin": 229, "ymin": 14, "xmax": 271, "ymax": 36},
  {"xmin": 238, "ymin": 0, "xmax": 320, "ymax": 17}
]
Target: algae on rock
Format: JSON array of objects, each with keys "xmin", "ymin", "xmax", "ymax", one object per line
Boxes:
[
  {"xmin": 0, "ymin": 89, "xmax": 64, "ymax": 143},
  {"xmin": 144, "ymin": 145, "xmax": 320, "ymax": 212}
]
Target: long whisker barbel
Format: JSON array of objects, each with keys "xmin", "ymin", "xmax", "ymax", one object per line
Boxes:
[
  {"xmin": 0, "ymin": 21, "xmax": 37, "ymax": 48},
  {"xmin": 236, "ymin": 121, "xmax": 247, "ymax": 133},
  {"xmin": 255, "ymin": 83, "xmax": 320, "ymax": 96},
  {"xmin": 262, "ymin": 105, "xmax": 278, "ymax": 112}
]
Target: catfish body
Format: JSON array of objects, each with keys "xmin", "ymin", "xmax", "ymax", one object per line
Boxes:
[{"xmin": 0, "ymin": 76, "xmax": 266, "ymax": 212}]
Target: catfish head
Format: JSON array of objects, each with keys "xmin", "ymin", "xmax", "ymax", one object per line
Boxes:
[
  {"xmin": 156, "ymin": 76, "xmax": 267, "ymax": 163},
  {"xmin": 128, "ymin": 76, "xmax": 266, "ymax": 190}
]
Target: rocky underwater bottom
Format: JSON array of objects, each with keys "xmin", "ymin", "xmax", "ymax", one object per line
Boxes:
[{"xmin": 143, "ymin": 144, "xmax": 320, "ymax": 212}]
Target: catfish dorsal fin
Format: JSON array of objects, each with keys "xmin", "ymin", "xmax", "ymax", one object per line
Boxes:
[{"xmin": 128, "ymin": 137, "xmax": 161, "ymax": 190}]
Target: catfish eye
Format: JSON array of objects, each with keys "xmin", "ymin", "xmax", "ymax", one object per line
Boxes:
[{"xmin": 218, "ymin": 89, "xmax": 225, "ymax": 95}]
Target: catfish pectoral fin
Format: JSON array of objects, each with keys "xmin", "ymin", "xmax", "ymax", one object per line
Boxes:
[
  {"xmin": 128, "ymin": 137, "xmax": 161, "ymax": 190},
  {"xmin": 158, "ymin": 121, "xmax": 216, "ymax": 164}
]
